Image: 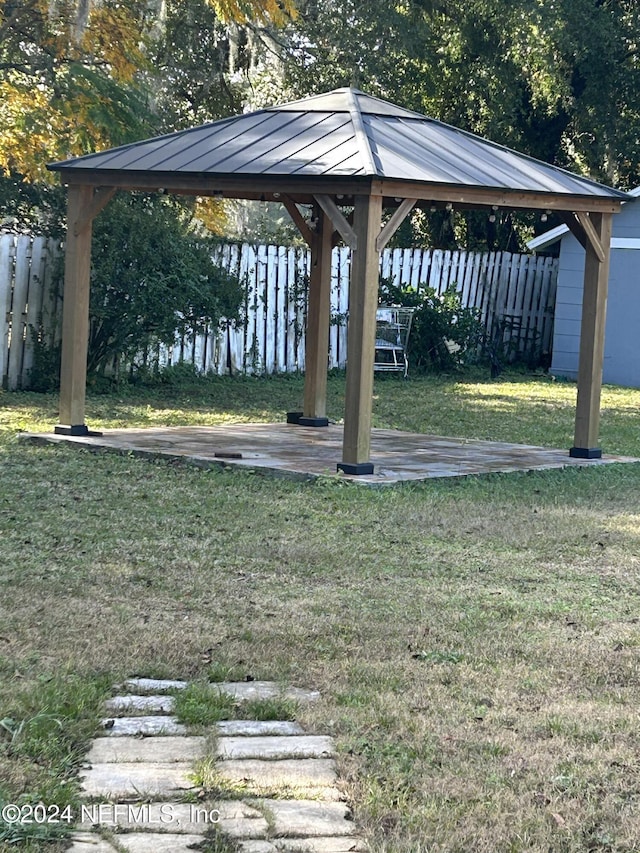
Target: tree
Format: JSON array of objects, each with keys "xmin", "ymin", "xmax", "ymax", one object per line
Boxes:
[
  {"xmin": 0, "ymin": 0, "xmax": 152, "ymax": 182},
  {"xmin": 280, "ymin": 0, "xmax": 640, "ymax": 250},
  {"xmin": 0, "ymin": 0, "xmax": 297, "ymax": 233}
]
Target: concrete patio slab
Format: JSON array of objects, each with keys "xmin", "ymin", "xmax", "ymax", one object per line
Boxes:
[{"xmin": 23, "ymin": 423, "xmax": 639, "ymax": 486}]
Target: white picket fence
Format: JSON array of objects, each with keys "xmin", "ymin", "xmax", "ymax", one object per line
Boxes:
[
  {"xmin": 0, "ymin": 234, "xmax": 558, "ymax": 389},
  {"xmin": 0, "ymin": 235, "xmax": 62, "ymax": 391}
]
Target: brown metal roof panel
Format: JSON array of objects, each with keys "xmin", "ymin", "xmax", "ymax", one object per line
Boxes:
[
  {"xmin": 272, "ymin": 90, "xmax": 352, "ymax": 113},
  {"xmin": 48, "ymin": 114, "xmax": 245, "ymax": 170},
  {"xmin": 272, "ymin": 88, "xmax": 422, "ymax": 120},
  {"xmin": 399, "ymin": 119, "xmax": 622, "ymax": 198},
  {"xmin": 288, "ymin": 145, "xmax": 366, "ymax": 176},
  {"xmin": 260, "ymin": 128, "xmax": 360, "ymax": 175},
  {"xmin": 388, "ymin": 119, "xmax": 543, "ymax": 188},
  {"xmin": 103, "ymin": 112, "xmax": 278, "ymax": 172},
  {"xmin": 196, "ymin": 114, "xmax": 352, "ymax": 174},
  {"xmin": 443, "ymin": 131, "xmax": 610, "ymax": 196},
  {"xmin": 367, "ymin": 118, "xmax": 483, "ymax": 184},
  {"xmin": 372, "ymin": 116, "xmax": 621, "ymax": 197},
  {"xmin": 143, "ymin": 112, "xmax": 307, "ymax": 172}
]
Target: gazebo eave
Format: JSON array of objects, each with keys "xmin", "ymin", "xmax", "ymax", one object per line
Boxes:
[{"xmin": 57, "ymin": 169, "xmax": 624, "ymax": 215}]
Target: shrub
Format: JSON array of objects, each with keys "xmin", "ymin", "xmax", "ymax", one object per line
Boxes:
[
  {"xmin": 87, "ymin": 194, "xmax": 243, "ymax": 377},
  {"xmin": 33, "ymin": 193, "xmax": 245, "ymax": 388},
  {"xmin": 379, "ymin": 277, "xmax": 482, "ymax": 371}
]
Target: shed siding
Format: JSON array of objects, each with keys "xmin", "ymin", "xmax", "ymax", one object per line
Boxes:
[{"xmin": 550, "ymin": 199, "xmax": 640, "ymax": 387}]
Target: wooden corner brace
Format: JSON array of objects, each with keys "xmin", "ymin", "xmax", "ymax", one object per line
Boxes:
[
  {"xmin": 561, "ymin": 211, "xmax": 605, "ymax": 262},
  {"xmin": 282, "ymin": 196, "xmax": 314, "ymax": 247},
  {"xmin": 313, "ymin": 194, "xmax": 358, "ymax": 250},
  {"xmin": 73, "ymin": 187, "xmax": 117, "ymax": 236},
  {"xmin": 375, "ymin": 199, "xmax": 416, "ymax": 252}
]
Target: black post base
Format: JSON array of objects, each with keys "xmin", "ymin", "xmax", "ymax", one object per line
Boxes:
[
  {"xmin": 569, "ymin": 447, "xmax": 602, "ymax": 459},
  {"xmin": 337, "ymin": 461, "xmax": 375, "ymax": 476},
  {"xmin": 286, "ymin": 411, "xmax": 303, "ymax": 425},
  {"xmin": 55, "ymin": 424, "xmax": 89, "ymax": 436},
  {"xmin": 55, "ymin": 424, "xmax": 103, "ymax": 437},
  {"xmin": 298, "ymin": 416, "xmax": 330, "ymax": 427}
]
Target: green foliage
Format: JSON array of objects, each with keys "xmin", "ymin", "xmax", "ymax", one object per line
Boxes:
[
  {"xmin": 238, "ymin": 697, "xmax": 299, "ymax": 721},
  {"xmin": 86, "ymin": 194, "xmax": 244, "ymax": 377},
  {"xmin": 0, "ymin": 672, "xmax": 111, "ymax": 845},
  {"xmin": 282, "ymin": 0, "xmax": 640, "ymax": 250},
  {"xmin": 173, "ymin": 683, "xmax": 236, "ymax": 725},
  {"xmin": 379, "ymin": 277, "xmax": 482, "ymax": 372}
]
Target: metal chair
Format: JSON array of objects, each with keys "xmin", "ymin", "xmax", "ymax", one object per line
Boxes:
[{"xmin": 374, "ymin": 306, "xmax": 415, "ymax": 378}]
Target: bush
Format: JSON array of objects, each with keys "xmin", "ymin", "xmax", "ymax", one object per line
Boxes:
[
  {"xmin": 379, "ymin": 277, "xmax": 483, "ymax": 372},
  {"xmin": 32, "ymin": 193, "xmax": 245, "ymax": 389},
  {"xmin": 87, "ymin": 194, "xmax": 243, "ymax": 377}
]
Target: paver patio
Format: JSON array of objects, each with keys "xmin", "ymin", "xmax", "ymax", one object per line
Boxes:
[{"xmin": 23, "ymin": 423, "xmax": 638, "ymax": 485}]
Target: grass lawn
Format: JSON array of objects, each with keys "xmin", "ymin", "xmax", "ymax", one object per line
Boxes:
[{"xmin": 2, "ymin": 370, "xmax": 640, "ymax": 852}]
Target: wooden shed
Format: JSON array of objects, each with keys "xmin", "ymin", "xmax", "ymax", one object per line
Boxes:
[{"xmin": 528, "ymin": 188, "xmax": 640, "ymax": 388}]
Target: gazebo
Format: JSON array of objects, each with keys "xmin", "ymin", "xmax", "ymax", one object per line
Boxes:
[{"xmin": 48, "ymin": 88, "xmax": 627, "ymax": 474}]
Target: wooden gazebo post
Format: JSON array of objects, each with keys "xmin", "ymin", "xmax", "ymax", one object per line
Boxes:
[
  {"xmin": 338, "ymin": 193, "xmax": 383, "ymax": 475},
  {"xmin": 56, "ymin": 184, "xmax": 94, "ymax": 435},
  {"xmin": 56, "ymin": 183, "xmax": 114, "ymax": 436},
  {"xmin": 301, "ymin": 206, "xmax": 333, "ymax": 426},
  {"xmin": 570, "ymin": 212, "xmax": 614, "ymax": 458}
]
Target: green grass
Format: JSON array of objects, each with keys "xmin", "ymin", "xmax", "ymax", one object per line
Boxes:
[
  {"xmin": 2, "ymin": 371, "xmax": 640, "ymax": 852},
  {"xmin": 172, "ymin": 683, "xmax": 236, "ymax": 726}
]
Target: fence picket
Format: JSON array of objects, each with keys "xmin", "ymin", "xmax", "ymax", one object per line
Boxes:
[
  {"xmin": 0, "ymin": 236, "xmax": 13, "ymax": 386},
  {"xmin": 7, "ymin": 236, "xmax": 31, "ymax": 389},
  {"xmin": 21, "ymin": 236, "xmax": 46, "ymax": 382}
]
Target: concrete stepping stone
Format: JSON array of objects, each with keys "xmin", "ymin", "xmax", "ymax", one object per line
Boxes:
[
  {"xmin": 80, "ymin": 762, "xmax": 195, "ymax": 799},
  {"xmin": 115, "ymin": 832, "xmax": 204, "ymax": 852},
  {"xmin": 99, "ymin": 716, "xmax": 187, "ymax": 736},
  {"xmin": 78, "ymin": 800, "xmax": 268, "ymax": 838},
  {"xmin": 257, "ymin": 800, "xmax": 356, "ymax": 838},
  {"xmin": 238, "ymin": 840, "xmax": 366, "ymax": 853},
  {"xmin": 122, "ymin": 678, "xmax": 188, "ymax": 693},
  {"xmin": 216, "ymin": 720, "xmax": 304, "ymax": 737},
  {"xmin": 237, "ymin": 843, "xmax": 278, "ymax": 853},
  {"xmin": 274, "ymin": 840, "xmax": 367, "ymax": 852},
  {"xmin": 218, "ymin": 681, "xmax": 321, "ymax": 703},
  {"xmin": 217, "ymin": 757, "xmax": 339, "ymax": 800},
  {"xmin": 67, "ymin": 834, "xmax": 118, "ymax": 853},
  {"xmin": 86, "ymin": 736, "xmax": 206, "ymax": 764},
  {"xmin": 217, "ymin": 735, "xmax": 334, "ymax": 761},
  {"xmin": 104, "ymin": 695, "xmax": 175, "ymax": 715}
]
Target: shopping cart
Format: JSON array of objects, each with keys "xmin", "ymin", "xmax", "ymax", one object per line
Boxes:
[{"xmin": 374, "ymin": 306, "xmax": 415, "ymax": 378}]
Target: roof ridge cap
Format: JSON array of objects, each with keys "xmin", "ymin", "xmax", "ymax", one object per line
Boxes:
[{"xmin": 347, "ymin": 88, "xmax": 378, "ymax": 176}]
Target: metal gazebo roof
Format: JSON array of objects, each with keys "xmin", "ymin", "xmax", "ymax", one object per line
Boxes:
[{"xmin": 49, "ymin": 87, "xmax": 627, "ymax": 210}]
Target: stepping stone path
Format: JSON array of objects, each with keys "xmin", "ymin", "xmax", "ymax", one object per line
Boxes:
[{"xmin": 68, "ymin": 678, "xmax": 366, "ymax": 852}]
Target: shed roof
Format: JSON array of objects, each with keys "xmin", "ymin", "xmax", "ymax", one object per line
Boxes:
[
  {"xmin": 49, "ymin": 88, "xmax": 627, "ymax": 207},
  {"xmin": 527, "ymin": 186, "xmax": 640, "ymax": 250}
]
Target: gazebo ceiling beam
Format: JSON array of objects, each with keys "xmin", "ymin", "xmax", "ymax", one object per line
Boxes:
[{"xmin": 370, "ymin": 181, "xmax": 624, "ymax": 214}]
